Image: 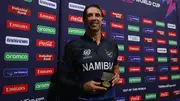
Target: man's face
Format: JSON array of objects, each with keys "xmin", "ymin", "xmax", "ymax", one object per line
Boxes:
[{"xmin": 85, "ymin": 7, "xmax": 104, "ymax": 32}]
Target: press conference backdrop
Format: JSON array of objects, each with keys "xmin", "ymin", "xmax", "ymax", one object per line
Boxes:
[
  {"xmin": 0, "ymin": 0, "xmax": 59, "ymax": 101},
  {"xmin": 59, "ymin": 0, "xmax": 180, "ymax": 101}
]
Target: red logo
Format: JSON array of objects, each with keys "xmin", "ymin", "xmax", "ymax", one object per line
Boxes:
[
  {"xmin": 171, "ymin": 66, "xmax": 179, "ymax": 71},
  {"xmin": 110, "ymin": 22, "xmax": 124, "ymax": 29},
  {"xmin": 170, "ymin": 58, "xmax": 178, "ymax": 62},
  {"xmin": 156, "ymin": 30, "xmax": 165, "ymax": 36},
  {"xmin": 144, "ymin": 37, "xmax": 153, "ymax": 43},
  {"xmin": 117, "ymin": 78, "xmax": 125, "ymax": 84},
  {"xmin": 7, "ymin": 20, "xmax": 30, "ymax": 31},
  {"xmin": 102, "ymin": 10, "xmax": 106, "ymax": 16},
  {"xmin": 8, "ymin": 5, "xmax": 31, "ymax": 16},
  {"xmin": 110, "ymin": 12, "xmax": 124, "ymax": 19},
  {"xmin": 157, "ymin": 39, "xmax": 166, "ymax": 44},
  {"xmin": 142, "ymin": 18, "xmax": 153, "ymax": 24},
  {"xmin": 159, "ymin": 76, "xmax": 168, "ymax": 81},
  {"xmin": 173, "ymin": 90, "xmax": 180, "ymax": 95},
  {"xmin": 128, "ymin": 66, "xmax": 141, "ymax": 72},
  {"xmin": 3, "ymin": 84, "xmax": 28, "ymax": 94},
  {"xmin": 144, "ymin": 67, "xmax": 155, "ymax": 72},
  {"xmin": 128, "ymin": 46, "xmax": 140, "ymax": 52},
  {"xmin": 144, "ymin": 56, "xmax": 154, "ymax": 62},
  {"xmin": 36, "ymin": 54, "xmax": 55, "ymax": 61},
  {"xmin": 35, "ymin": 68, "xmax": 54, "ymax": 76},
  {"xmin": 169, "ymin": 49, "xmax": 178, "ymax": 54},
  {"xmin": 68, "ymin": 15, "xmax": 83, "ymax": 23},
  {"xmin": 129, "ymin": 95, "xmax": 142, "ymax": 101},
  {"xmin": 38, "ymin": 12, "xmax": 56, "ymax": 22},
  {"xmin": 117, "ymin": 56, "xmax": 124, "ymax": 62},
  {"xmin": 36, "ymin": 40, "xmax": 55, "ymax": 48},
  {"xmin": 168, "ymin": 32, "xmax": 176, "ymax": 37},
  {"xmin": 102, "ymin": 32, "xmax": 106, "ymax": 37},
  {"xmin": 160, "ymin": 92, "xmax": 169, "ymax": 97}
]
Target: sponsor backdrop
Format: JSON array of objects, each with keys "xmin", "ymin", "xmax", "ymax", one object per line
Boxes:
[
  {"xmin": 59, "ymin": 0, "xmax": 180, "ymax": 101},
  {"xmin": 0, "ymin": 0, "xmax": 59, "ymax": 101}
]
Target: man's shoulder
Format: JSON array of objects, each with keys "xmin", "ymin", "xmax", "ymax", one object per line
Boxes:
[
  {"xmin": 103, "ymin": 38, "xmax": 117, "ymax": 47},
  {"xmin": 65, "ymin": 37, "xmax": 84, "ymax": 48}
]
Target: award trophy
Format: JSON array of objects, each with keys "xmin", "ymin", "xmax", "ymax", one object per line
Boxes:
[{"xmin": 101, "ymin": 71, "xmax": 114, "ymax": 89}]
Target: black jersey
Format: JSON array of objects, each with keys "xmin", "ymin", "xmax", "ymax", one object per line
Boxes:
[{"xmin": 63, "ymin": 33, "xmax": 118, "ymax": 100}]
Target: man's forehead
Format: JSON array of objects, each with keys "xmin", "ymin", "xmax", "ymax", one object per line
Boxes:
[{"xmin": 86, "ymin": 7, "xmax": 101, "ymax": 14}]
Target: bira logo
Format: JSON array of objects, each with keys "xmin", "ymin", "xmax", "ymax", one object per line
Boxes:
[
  {"xmin": 3, "ymin": 84, "xmax": 28, "ymax": 94},
  {"xmin": 162, "ymin": 0, "xmax": 176, "ymax": 18},
  {"xmin": 36, "ymin": 54, "xmax": 54, "ymax": 61},
  {"xmin": 36, "ymin": 39, "xmax": 55, "ymax": 48},
  {"xmin": 129, "ymin": 95, "xmax": 142, "ymax": 101},
  {"xmin": 68, "ymin": 15, "xmax": 83, "ymax": 23}
]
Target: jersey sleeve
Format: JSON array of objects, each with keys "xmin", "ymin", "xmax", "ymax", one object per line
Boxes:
[
  {"xmin": 63, "ymin": 42, "xmax": 74, "ymax": 69},
  {"xmin": 113, "ymin": 44, "xmax": 119, "ymax": 66}
]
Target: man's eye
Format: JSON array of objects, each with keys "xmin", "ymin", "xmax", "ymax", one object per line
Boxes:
[
  {"xmin": 96, "ymin": 14, "xmax": 101, "ymax": 17},
  {"xmin": 87, "ymin": 14, "xmax": 93, "ymax": 17}
]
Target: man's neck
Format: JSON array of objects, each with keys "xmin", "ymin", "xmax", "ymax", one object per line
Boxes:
[{"xmin": 86, "ymin": 29, "xmax": 101, "ymax": 45}]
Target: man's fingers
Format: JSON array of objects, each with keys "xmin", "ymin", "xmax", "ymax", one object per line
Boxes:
[
  {"xmin": 92, "ymin": 81, "xmax": 101, "ymax": 85},
  {"xmin": 93, "ymin": 85, "xmax": 107, "ymax": 90}
]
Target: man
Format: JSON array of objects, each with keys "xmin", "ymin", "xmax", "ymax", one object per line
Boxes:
[{"xmin": 60, "ymin": 4, "xmax": 120, "ymax": 101}]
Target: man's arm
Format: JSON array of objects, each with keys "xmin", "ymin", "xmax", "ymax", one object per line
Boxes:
[{"xmin": 112, "ymin": 44, "xmax": 120, "ymax": 85}]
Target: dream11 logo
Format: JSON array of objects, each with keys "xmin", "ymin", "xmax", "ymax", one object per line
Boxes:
[{"xmin": 161, "ymin": 0, "xmax": 176, "ymax": 18}]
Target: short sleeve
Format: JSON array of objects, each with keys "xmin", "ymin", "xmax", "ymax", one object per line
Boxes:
[
  {"xmin": 63, "ymin": 43, "xmax": 74, "ymax": 69},
  {"xmin": 113, "ymin": 44, "xmax": 118, "ymax": 66}
]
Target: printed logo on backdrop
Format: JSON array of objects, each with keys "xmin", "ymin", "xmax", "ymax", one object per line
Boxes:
[
  {"xmin": 35, "ymin": 68, "xmax": 54, "ymax": 76},
  {"xmin": 111, "ymin": 33, "xmax": 124, "ymax": 40},
  {"xmin": 8, "ymin": 5, "xmax": 31, "ymax": 16},
  {"xmin": 5, "ymin": 36, "xmax": 29, "ymax": 46},
  {"xmin": 3, "ymin": 68, "xmax": 28, "ymax": 78},
  {"xmin": 36, "ymin": 54, "xmax": 54, "ymax": 61},
  {"xmin": 39, "ymin": 0, "xmax": 57, "ymax": 9},
  {"xmin": 7, "ymin": 20, "xmax": 30, "ymax": 31},
  {"xmin": 38, "ymin": 12, "xmax": 56, "ymax": 22},
  {"xmin": 68, "ymin": 2, "xmax": 85, "ymax": 11},
  {"xmin": 20, "ymin": 97, "xmax": 45, "ymax": 101},
  {"xmin": 127, "ymin": 15, "xmax": 140, "ymax": 22},
  {"xmin": 36, "ymin": 39, "xmax": 55, "ymax": 48},
  {"xmin": 121, "ymin": 0, "xmax": 161, "ymax": 8},
  {"xmin": 144, "ymin": 76, "xmax": 156, "ymax": 83},
  {"xmin": 2, "ymin": 84, "xmax": 28, "ymax": 94}
]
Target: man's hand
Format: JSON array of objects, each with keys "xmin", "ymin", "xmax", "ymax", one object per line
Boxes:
[
  {"xmin": 112, "ymin": 73, "xmax": 120, "ymax": 86},
  {"xmin": 83, "ymin": 80, "xmax": 107, "ymax": 92}
]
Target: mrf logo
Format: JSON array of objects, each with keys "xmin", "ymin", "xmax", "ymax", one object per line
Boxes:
[{"xmin": 161, "ymin": 0, "xmax": 176, "ymax": 18}]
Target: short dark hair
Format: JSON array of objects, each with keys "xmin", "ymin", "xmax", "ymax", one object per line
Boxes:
[{"xmin": 83, "ymin": 4, "xmax": 104, "ymax": 22}]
